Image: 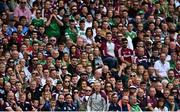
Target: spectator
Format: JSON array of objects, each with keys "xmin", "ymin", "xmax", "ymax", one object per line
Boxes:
[
  {"xmin": 165, "ymin": 95, "xmax": 179, "ymax": 111},
  {"xmin": 108, "ymin": 93, "xmax": 121, "ymax": 111},
  {"xmin": 14, "ymin": 0, "xmax": 32, "ymax": 22},
  {"xmin": 118, "ymin": 38, "xmax": 134, "ymax": 65},
  {"xmin": 118, "ymin": 95, "xmax": 131, "ymax": 111},
  {"xmin": 45, "ymin": 8, "xmax": 63, "ymax": 38},
  {"xmin": 153, "ymin": 98, "xmax": 168, "ymax": 112},
  {"xmin": 154, "ymin": 53, "xmax": 170, "ymax": 78},
  {"xmin": 62, "ymin": 94, "xmax": 77, "ymax": 111},
  {"xmin": 130, "ymin": 96, "xmax": 142, "ymax": 112},
  {"xmin": 87, "ymin": 81, "xmax": 107, "ymax": 111},
  {"xmin": 101, "ymin": 32, "xmax": 118, "ymax": 69}
]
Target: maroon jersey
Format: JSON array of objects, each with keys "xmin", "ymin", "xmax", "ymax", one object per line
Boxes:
[
  {"xmin": 174, "ymin": 68, "xmax": 180, "ymax": 78},
  {"xmin": 118, "ymin": 47, "xmax": 134, "ymax": 63}
]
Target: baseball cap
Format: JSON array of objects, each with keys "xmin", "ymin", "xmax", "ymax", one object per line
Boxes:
[
  {"xmin": 129, "ymin": 85, "xmax": 137, "ymax": 89},
  {"xmin": 138, "ymin": 10, "xmax": 145, "ymax": 15}
]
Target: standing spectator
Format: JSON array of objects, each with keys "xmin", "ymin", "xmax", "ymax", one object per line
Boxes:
[
  {"xmin": 45, "ymin": 8, "xmax": 63, "ymax": 38},
  {"xmin": 87, "ymin": 81, "xmax": 107, "ymax": 111},
  {"xmin": 14, "ymin": 0, "xmax": 32, "ymax": 21}
]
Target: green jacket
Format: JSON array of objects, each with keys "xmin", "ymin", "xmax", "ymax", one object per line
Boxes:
[
  {"xmin": 46, "ymin": 19, "xmax": 61, "ymax": 38},
  {"xmin": 31, "ymin": 18, "xmax": 44, "ymax": 28},
  {"xmin": 65, "ymin": 27, "xmax": 78, "ymax": 43},
  {"xmin": 131, "ymin": 104, "xmax": 142, "ymax": 112}
]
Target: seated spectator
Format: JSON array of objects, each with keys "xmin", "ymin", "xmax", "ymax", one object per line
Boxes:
[
  {"xmin": 62, "ymin": 94, "xmax": 78, "ymax": 111},
  {"xmin": 153, "ymin": 98, "xmax": 168, "ymax": 112},
  {"xmin": 130, "ymin": 96, "xmax": 142, "ymax": 112},
  {"xmin": 154, "ymin": 53, "xmax": 170, "ymax": 78},
  {"xmin": 118, "ymin": 38, "xmax": 134, "ymax": 65},
  {"xmin": 101, "ymin": 32, "xmax": 118, "ymax": 69},
  {"xmin": 165, "ymin": 95, "xmax": 179, "ymax": 111},
  {"xmin": 118, "ymin": 95, "xmax": 131, "ymax": 111},
  {"xmin": 108, "ymin": 93, "xmax": 121, "ymax": 111}
]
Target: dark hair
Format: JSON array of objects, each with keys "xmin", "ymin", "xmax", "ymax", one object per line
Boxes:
[
  {"xmin": 42, "ymin": 84, "xmax": 52, "ymax": 92},
  {"xmin": 106, "ymin": 32, "xmax": 112, "ymax": 35},
  {"xmin": 19, "ymin": 16, "xmax": 26, "ymax": 21},
  {"xmin": 32, "ymin": 41, "xmax": 39, "ymax": 45},
  {"xmin": 122, "ymin": 38, "xmax": 128, "ymax": 42},
  {"xmin": 85, "ymin": 27, "xmax": 93, "ymax": 37},
  {"xmin": 46, "ymin": 43, "xmax": 53, "ymax": 47},
  {"xmin": 69, "ymin": 19, "xmax": 75, "ymax": 23},
  {"xmin": 79, "ymin": 19, "xmax": 85, "ymax": 23},
  {"xmin": 157, "ymin": 98, "xmax": 165, "ymax": 109}
]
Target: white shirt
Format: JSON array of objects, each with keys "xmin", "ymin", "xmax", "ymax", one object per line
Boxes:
[
  {"xmin": 175, "ymin": 0, "xmax": 180, "ymax": 8},
  {"xmin": 22, "ymin": 67, "xmax": 31, "ymax": 81},
  {"xmin": 83, "ymin": 36, "xmax": 95, "ymax": 45},
  {"xmin": 78, "ymin": 29, "xmax": 86, "ymax": 39},
  {"xmin": 154, "ymin": 60, "xmax": 170, "ymax": 78},
  {"xmin": 106, "ymin": 42, "xmax": 115, "ymax": 57},
  {"xmin": 165, "ymin": 55, "xmax": 171, "ymax": 61},
  {"xmin": 85, "ymin": 21, "xmax": 92, "ymax": 30},
  {"xmin": 126, "ymin": 36, "xmax": 134, "ymax": 50},
  {"xmin": 153, "ymin": 107, "xmax": 168, "ymax": 112}
]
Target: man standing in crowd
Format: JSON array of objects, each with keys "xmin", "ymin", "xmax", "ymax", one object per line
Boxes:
[{"xmin": 87, "ymin": 81, "xmax": 107, "ymax": 111}]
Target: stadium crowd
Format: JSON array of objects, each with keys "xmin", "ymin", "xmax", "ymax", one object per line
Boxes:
[{"xmin": 0, "ymin": 0, "xmax": 180, "ymax": 111}]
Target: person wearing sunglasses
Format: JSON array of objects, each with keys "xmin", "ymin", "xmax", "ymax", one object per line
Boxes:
[
  {"xmin": 31, "ymin": 9, "xmax": 45, "ymax": 28},
  {"xmin": 118, "ymin": 38, "xmax": 134, "ymax": 66}
]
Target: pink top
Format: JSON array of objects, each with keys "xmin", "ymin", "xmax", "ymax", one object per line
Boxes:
[{"xmin": 14, "ymin": 6, "xmax": 32, "ymax": 21}]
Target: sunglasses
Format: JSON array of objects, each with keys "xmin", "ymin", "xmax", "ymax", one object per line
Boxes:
[
  {"xmin": 74, "ymin": 91, "xmax": 78, "ymax": 93},
  {"xmin": 172, "ymin": 91, "xmax": 177, "ymax": 93},
  {"xmin": 86, "ymin": 90, "xmax": 91, "ymax": 92},
  {"xmin": 10, "ymin": 60, "xmax": 14, "ymax": 63},
  {"xmin": 65, "ymin": 81, "xmax": 69, "ymax": 82},
  {"xmin": 50, "ymin": 40, "xmax": 56, "ymax": 42},
  {"xmin": 32, "ymin": 72, "xmax": 38, "ymax": 75},
  {"xmin": 0, "ymin": 59, "xmax": 5, "ymax": 61},
  {"xmin": 130, "ymin": 75, "xmax": 136, "ymax": 77},
  {"xmin": 72, "ymin": 8, "xmax": 77, "ymax": 10}
]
